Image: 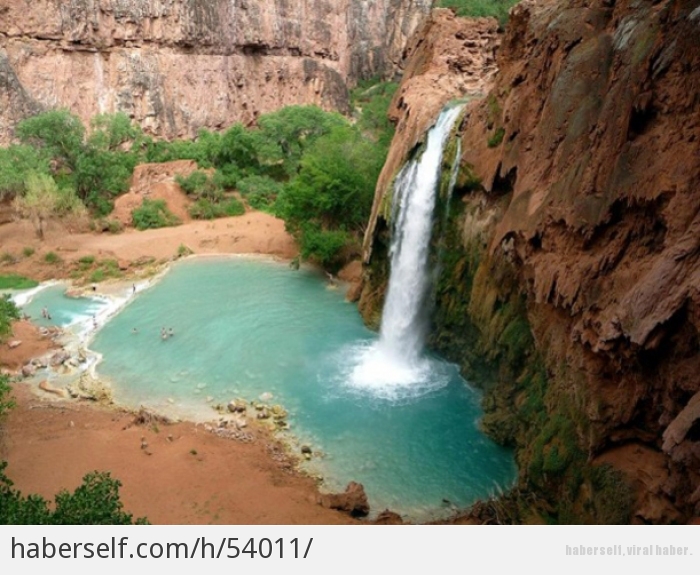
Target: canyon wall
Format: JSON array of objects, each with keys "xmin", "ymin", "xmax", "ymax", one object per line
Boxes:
[
  {"xmin": 362, "ymin": 0, "xmax": 700, "ymax": 523},
  {"xmin": 0, "ymin": 0, "xmax": 432, "ymax": 142}
]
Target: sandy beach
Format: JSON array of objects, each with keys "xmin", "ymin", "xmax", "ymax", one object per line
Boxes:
[{"xmin": 0, "ymin": 205, "xmax": 365, "ymax": 525}]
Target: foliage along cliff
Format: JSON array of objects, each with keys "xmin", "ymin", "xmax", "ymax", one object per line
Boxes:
[
  {"xmin": 0, "ymin": 0, "xmax": 432, "ymax": 143},
  {"xmin": 361, "ymin": 0, "xmax": 700, "ymax": 523}
]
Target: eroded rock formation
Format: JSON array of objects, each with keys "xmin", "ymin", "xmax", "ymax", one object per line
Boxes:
[
  {"xmin": 0, "ymin": 0, "xmax": 432, "ymax": 142},
  {"xmin": 362, "ymin": 0, "xmax": 700, "ymax": 523}
]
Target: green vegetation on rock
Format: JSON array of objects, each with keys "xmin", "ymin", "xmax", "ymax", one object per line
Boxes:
[{"xmin": 436, "ymin": 0, "xmax": 519, "ymax": 25}]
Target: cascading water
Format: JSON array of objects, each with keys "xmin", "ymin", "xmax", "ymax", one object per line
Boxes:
[{"xmin": 350, "ymin": 105, "xmax": 463, "ymax": 394}]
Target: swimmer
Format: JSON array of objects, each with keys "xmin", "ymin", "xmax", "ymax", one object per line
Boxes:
[
  {"xmin": 168, "ymin": 327, "xmax": 174, "ymax": 337},
  {"xmin": 131, "ymin": 327, "xmax": 138, "ymax": 334}
]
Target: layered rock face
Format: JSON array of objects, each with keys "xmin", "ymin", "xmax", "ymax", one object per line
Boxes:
[
  {"xmin": 0, "ymin": 0, "xmax": 432, "ymax": 142},
  {"xmin": 362, "ymin": 0, "xmax": 700, "ymax": 523}
]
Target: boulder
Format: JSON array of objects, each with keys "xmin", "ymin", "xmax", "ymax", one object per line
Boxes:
[
  {"xmin": 21, "ymin": 364, "xmax": 36, "ymax": 377},
  {"xmin": 318, "ymin": 481, "xmax": 370, "ymax": 517}
]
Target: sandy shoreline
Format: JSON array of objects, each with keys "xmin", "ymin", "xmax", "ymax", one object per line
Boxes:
[{"xmin": 0, "ymin": 211, "xmax": 369, "ymax": 525}]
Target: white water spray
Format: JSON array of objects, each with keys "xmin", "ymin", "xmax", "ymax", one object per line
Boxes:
[{"xmin": 350, "ymin": 105, "xmax": 463, "ymax": 394}]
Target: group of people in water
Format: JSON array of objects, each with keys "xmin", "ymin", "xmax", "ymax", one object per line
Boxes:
[
  {"xmin": 130, "ymin": 326, "xmax": 175, "ymax": 340},
  {"xmin": 41, "ymin": 307, "xmax": 52, "ymax": 321}
]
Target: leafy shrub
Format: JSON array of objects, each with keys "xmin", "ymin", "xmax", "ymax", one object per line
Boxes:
[
  {"xmin": 43, "ymin": 251, "xmax": 61, "ymax": 264},
  {"xmin": 78, "ymin": 255, "xmax": 96, "ymax": 266},
  {"xmin": 0, "ymin": 462, "xmax": 148, "ymax": 524},
  {"xmin": 93, "ymin": 218, "xmax": 124, "ymax": 234},
  {"xmin": 236, "ymin": 175, "xmax": 283, "ymax": 213},
  {"xmin": 90, "ymin": 269, "xmax": 105, "ymax": 283},
  {"xmin": 175, "ymin": 171, "xmax": 209, "ymax": 196},
  {"xmin": 177, "ymin": 244, "xmax": 193, "ymax": 258},
  {"xmin": 351, "ymin": 80, "xmax": 399, "ymax": 148},
  {"xmin": 298, "ymin": 225, "xmax": 349, "ymax": 271},
  {"xmin": 0, "ymin": 374, "xmax": 14, "ymax": 418},
  {"xmin": 189, "ymin": 197, "xmax": 245, "ymax": 220},
  {"xmin": 0, "ymin": 295, "xmax": 20, "ymax": 342},
  {"xmin": 22, "ymin": 247, "xmax": 35, "ymax": 258},
  {"xmin": 131, "ymin": 199, "xmax": 180, "ymax": 230},
  {"xmin": 213, "ymin": 165, "xmax": 241, "ymax": 190}
]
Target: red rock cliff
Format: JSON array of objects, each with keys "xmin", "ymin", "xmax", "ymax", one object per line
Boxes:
[
  {"xmin": 362, "ymin": 0, "xmax": 700, "ymax": 523},
  {"xmin": 0, "ymin": 0, "xmax": 432, "ymax": 142}
]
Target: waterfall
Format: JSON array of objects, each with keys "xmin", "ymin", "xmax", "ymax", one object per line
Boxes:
[
  {"xmin": 350, "ymin": 105, "xmax": 463, "ymax": 393},
  {"xmin": 378, "ymin": 105, "xmax": 463, "ymax": 363}
]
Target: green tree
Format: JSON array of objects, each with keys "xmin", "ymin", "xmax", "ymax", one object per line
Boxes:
[
  {"xmin": 0, "ymin": 145, "xmax": 50, "ymax": 200},
  {"xmin": 16, "ymin": 110, "xmax": 85, "ymax": 172},
  {"xmin": 74, "ymin": 148, "xmax": 136, "ymax": 215},
  {"xmin": 255, "ymin": 106, "xmax": 347, "ymax": 177},
  {"xmin": 88, "ymin": 113, "xmax": 141, "ymax": 151},
  {"xmin": 277, "ymin": 124, "xmax": 381, "ymax": 269},
  {"xmin": 216, "ymin": 123, "xmax": 261, "ymax": 173},
  {"xmin": 13, "ymin": 173, "xmax": 62, "ymax": 239},
  {"xmin": 76, "ymin": 113, "xmax": 141, "ymax": 215},
  {"xmin": 280, "ymin": 125, "xmax": 380, "ymax": 232}
]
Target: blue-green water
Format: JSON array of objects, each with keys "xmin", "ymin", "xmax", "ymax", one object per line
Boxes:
[
  {"xmin": 15, "ymin": 283, "xmax": 111, "ymax": 334},
  {"xmin": 22, "ymin": 258, "xmax": 516, "ymax": 521}
]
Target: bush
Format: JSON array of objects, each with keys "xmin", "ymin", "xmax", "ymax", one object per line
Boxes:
[
  {"xmin": 175, "ymin": 171, "xmax": 209, "ymax": 196},
  {"xmin": 22, "ymin": 247, "xmax": 35, "ymax": 258},
  {"xmin": 0, "ymin": 295, "xmax": 20, "ymax": 342},
  {"xmin": 177, "ymin": 244, "xmax": 193, "ymax": 258},
  {"xmin": 351, "ymin": 80, "xmax": 399, "ymax": 148},
  {"xmin": 93, "ymin": 218, "xmax": 123, "ymax": 234},
  {"xmin": 189, "ymin": 197, "xmax": 245, "ymax": 220},
  {"xmin": 43, "ymin": 252, "xmax": 61, "ymax": 264},
  {"xmin": 0, "ymin": 462, "xmax": 148, "ymax": 524},
  {"xmin": 0, "ymin": 375, "xmax": 14, "ymax": 419},
  {"xmin": 298, "ymin": 225, "xmax": 349, "ymax": 271},
  {"xmin": 131, "ymin": 199, "xmax": 180, "ymax": 230},
  {"xmin": 236, "ymin": 175, "xmax": 283, "ymax": 213}
]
